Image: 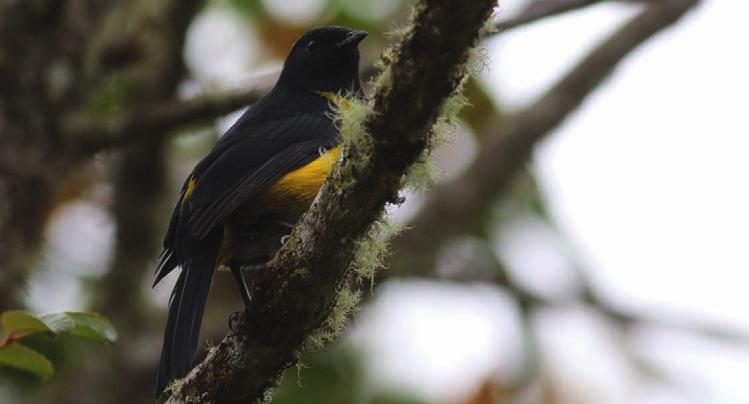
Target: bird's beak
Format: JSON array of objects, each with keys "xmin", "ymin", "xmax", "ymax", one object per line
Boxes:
[{"xmin": 336, "ymin": 30, "xmax": 368, "ymax": 48}]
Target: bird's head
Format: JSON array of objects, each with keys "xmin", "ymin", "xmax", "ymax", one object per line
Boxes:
[{"xmin": 277, "ymin": 26, "xmax": 367, "ymax": 94}]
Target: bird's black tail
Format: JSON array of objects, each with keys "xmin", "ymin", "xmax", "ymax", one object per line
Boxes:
[{"xmin": 154, "ymin": 230, "xmax": 222, "ymax": 396}]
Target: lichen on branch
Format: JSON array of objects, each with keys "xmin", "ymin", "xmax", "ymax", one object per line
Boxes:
[{"xmin": 166, "ymin": 1, "xmax": 497, "ymax": 402}]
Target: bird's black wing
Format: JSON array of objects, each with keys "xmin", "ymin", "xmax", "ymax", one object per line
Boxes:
[
  {"xmin": 157, "ymin": 117, "xmax": 247, "ymax": 264},
  {"xmin": 152, "ymin": 111, "xmax": 338, "ymax": 286},
  {"xmin": 186, "ymin": 112, "xmax": 339, "ymax": 239}
]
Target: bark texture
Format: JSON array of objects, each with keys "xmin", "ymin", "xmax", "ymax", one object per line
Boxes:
[{"xmin": 166, "ymin": 0, "xmax": 497, "ymax": 402}]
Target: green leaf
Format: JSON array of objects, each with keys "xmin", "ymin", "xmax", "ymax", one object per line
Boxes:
[
  {"xmin": 0, "ymin": 343, "xmax": 54, "ymax": 380},
  {"xmin": 0, "ymin": 310, "xmax": 116, "ymax": 383},
  {"xmin": 2, "ymin": 310, "xmax": 117, "ymax": 346},
  {"xmin": 64, "ymin": 312, "xmax": 118, "ymax": 344},
  {"xmin": 39, "ymin": 312, "xmax": 76, "ymax": 334},
  {"xmin": 1, "ymin": 311, "xmax": 52, "ymax": 344}
]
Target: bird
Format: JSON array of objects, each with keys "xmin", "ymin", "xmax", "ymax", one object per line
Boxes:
[{"xmin": 152, "ymin": 26, "xmax": 367, "ymax": 396}]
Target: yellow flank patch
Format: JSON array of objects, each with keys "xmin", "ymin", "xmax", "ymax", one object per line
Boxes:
[
  {"xmin": 181, "ymin": 177, "xmax": 197, "ymax": 207},
  {"xmin": 268, "ymin": 146, "xmax": 342, "ymax": 202}
]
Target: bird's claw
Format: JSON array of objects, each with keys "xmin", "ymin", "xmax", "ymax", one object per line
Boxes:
[{"xmin": 228, "ymin": 310, "xmax": 242, "ymax": 331}]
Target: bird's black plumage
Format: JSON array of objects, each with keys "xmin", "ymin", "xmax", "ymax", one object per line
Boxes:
[{"xmin": 153, "ymin": 26, "xmax": 366, "ymax": 396}]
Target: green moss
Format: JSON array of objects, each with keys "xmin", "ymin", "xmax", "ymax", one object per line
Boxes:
[
  {"xmin": 326, "ymin": 288, "xmax": 361, "ymax": 334},
  {"xmin": 338, "ymin": 97, "xmax": 376, "ymax": 165},
  {"xmin": 295, "ymin": 361, "xmax": 309, "ymax": 387},
  {"xmin": 401, "ymin": 84, "xmax": 467, "ymax": 192},
  {"xmin": 297, "ymin": 0, "xmax": 491, "ymax": 370},
  {"xmin": 480, "ymin": 10, "xmax": 500, "ymax": 36},
  {"xmin": 325, "ymin": 94, "xmax": 378, "ymax": 194},
  {"xmin": 402, "ymin": 154, "xmax": 440, "ymax": 192},
  {"xmin": 299, "ymin": 214, "xmax": 401, "ymax": 355},
  {"xmin": 350, "ymin": 217, "xmax": 403, "ymax": 283},
  {"xmin": 401, "ymin": 41, "xmax": 488, "ymax": 192},
  {"xmin": 467, "ymin": 46, "xmax": 490, "ymax": 77},
  {"xmin": 303, "ymin": 287, "xmax": 361, "ymax": 351},
  {"xmin": 372, "ymin": 58, "xmax": 394, "ymax": 94},
  {"xmin": 165, "ymin": 377, "xmax": 184, "ymax": 395}
]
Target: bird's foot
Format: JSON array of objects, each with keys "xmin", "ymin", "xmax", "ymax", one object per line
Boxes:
[
  {"xmin": 280, "ymin": 234, "xmax": 290, "ymax": 245},
  {"xmin": 228, "ymin": 310, "xmax": 242, "ymax": 331}
]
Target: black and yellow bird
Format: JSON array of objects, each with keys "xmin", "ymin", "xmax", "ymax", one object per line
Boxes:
[{"xmin": 152, "ymin": 26, "xmax": 366, "ymax": 395}]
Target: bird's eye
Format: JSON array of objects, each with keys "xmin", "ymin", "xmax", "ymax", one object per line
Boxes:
[{"xmin": 305, "ymin": 40, "xmax": 318, "ymax": 54}]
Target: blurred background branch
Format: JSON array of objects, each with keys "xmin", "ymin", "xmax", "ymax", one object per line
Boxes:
[
  {"xmin": 67, "ymin": 87, "xmax": 269, "ymax": 155},
  {"xmin": 390, "ymin": 0, "xmax": 699, "ymax": 277},
  {"xmin": 495, "ymin": 0, "xmax": 607, "ymax": 32}
]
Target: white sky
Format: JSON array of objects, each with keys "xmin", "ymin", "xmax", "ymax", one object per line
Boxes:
[
  {"xmin": 488, "ymin": 1, "xmax": 749, "ymax": 403},
  {"xmin": 365, "ymin": 1, "xmax": 749, "ymax": 403},
  {"xmin": 499, "ymin": 0, "xmax": 749, "ymax": 329}
]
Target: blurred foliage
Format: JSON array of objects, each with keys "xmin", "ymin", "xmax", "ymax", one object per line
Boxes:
[
  {"xmin": 0, "ymin": 310, "xmax": 116, "ymax": 380},
  {"xmin": 0, "ymin": 344, "xmax": 53, "ymax": 382},
  {"xmin": 272, "ymin": 345, "xmax": 428, "ymax": 404},
  {"xmin": 87, "ymin": 76, "xmax": 129, "ymax": 119},
  {"xmin": 225, "ymin": 0, "xmax": 405, "ymax": 61}
]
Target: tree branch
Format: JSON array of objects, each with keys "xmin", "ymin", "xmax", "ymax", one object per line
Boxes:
[
  {"xmin": 493, "ymin": 0, "xmax": 670, "ymax": 34},
  {"xmin": 69, "ymin": 87, "xmax": 268, "ymax": 156},
  {"xmin": 393, "ymin": 0, "xmax": 701, "ymax": 276},
  {"xmin": 443, "ymin": 258, "xmax": 749, "ymax": 345},
  {"xmin": 495, "ymin": 0, "xmax": 606, "ymax": 33},
  {"xmin": 578, "ymin": 286, "xmax": 749, "ymax": 345},
  {"xmin": 165, "ymin": 1, "xmax": 496, "ymax": 402}
]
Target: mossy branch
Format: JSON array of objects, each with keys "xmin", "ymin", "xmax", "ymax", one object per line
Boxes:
[{"xmin": 164, "ymin": 0, "xmax": 496, "ymax": 402}]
